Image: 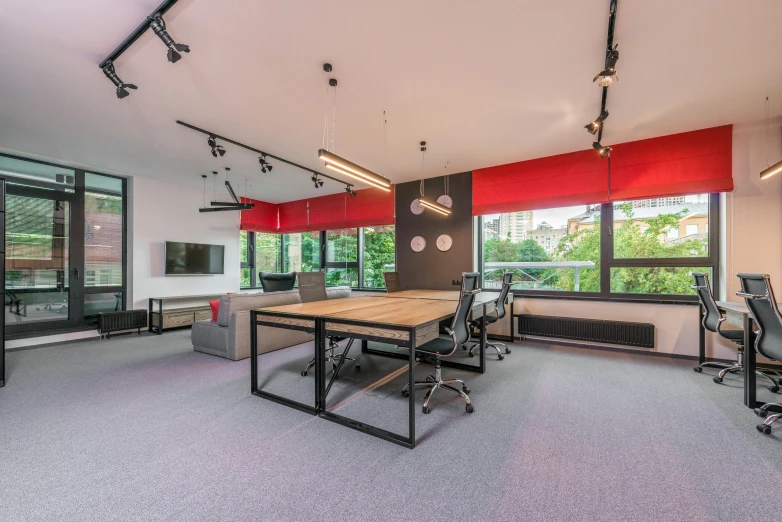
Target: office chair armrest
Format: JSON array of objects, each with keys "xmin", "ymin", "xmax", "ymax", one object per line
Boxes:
[
  {"xmin": 737, "ymin": 291, "xmax": 768, "ymax": 300},
  {"xmin": 463, "ymin": 289, "xmax": 482, "ymax": 295}
]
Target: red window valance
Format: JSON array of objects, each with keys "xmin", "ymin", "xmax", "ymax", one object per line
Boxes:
[
  {"xmin": 274, "ymin": 186, "xmax": 395, "ymax": 234},
  {"xmin": 239, "ymin": 198, "xmax": 279, "ymax": 233},
  {"xmin": 472, "ymin": 125, "xmax": 734, "ymax": 215},
  {"xmin": 608, "ymin": 125, "xmax": 733, "ymax": 201}
]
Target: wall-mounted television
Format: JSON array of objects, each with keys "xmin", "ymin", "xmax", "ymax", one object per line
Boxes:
[{"xmin": 165, "ymin": 241, "xmax": 225, "ymax": 275}]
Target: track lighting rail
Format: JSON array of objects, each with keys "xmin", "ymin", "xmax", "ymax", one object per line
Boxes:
[
  {"xmin": 176, "ymin": 120, "xmax": 353, "ymax": 189},
  {"xmin": 98, "ymin": 0, "xmax": 180, "ymax": 69}
]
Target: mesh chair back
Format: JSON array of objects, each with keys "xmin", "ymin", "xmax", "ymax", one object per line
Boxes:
[
  {"xmin": 298, "ymin": 272, "xmax": 327, "ymax": 303},
  {"xmin": 494, "ymin": 272, "xmax": 513, "ymax": 321},
  {"xmin": 449, "ymin": 272, "xmax": 480, "ymax": 346},
  {"xmin": 737, "ymin": 273, "xmax": 782, "ymax": 362},
  {"xmin": 259, "ymin": 271, "xmax": 296, "ymax": 293},
  {"xmin": 384, "ymin": 272, "xmax": 403, "ymax": 293},
  {"xmin": 691, "ymin": 272, "xmax": 722, "ymax": 333}
]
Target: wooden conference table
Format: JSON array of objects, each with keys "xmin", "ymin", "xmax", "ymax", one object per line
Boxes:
[
  {"xmin": 697, "ymin": 301, "xmax": 781, "ymax": 409},
  {"xmin": 250, "ymin": 290, "xmax": 501, "ymax": 448}
]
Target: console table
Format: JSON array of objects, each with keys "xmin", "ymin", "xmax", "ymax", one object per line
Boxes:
[{"xmin": 148, "ymin": 294, "xmax": 227, "ymax": 334}]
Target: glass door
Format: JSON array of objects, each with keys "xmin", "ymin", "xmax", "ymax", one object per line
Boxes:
[{"xmin": 5, "ymin": 189, "xmax": 76, "ymax": 333}]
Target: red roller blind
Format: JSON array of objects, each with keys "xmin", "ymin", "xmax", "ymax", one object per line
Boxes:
[
  {"xmin": 608, "ymin": 125, "xmax": 733, "ymax": 201},
  {"xmin": 277, "ymin": 187, "xmax": 395, "ymax": 233},
  {"xmin": 239, "ymin": 198, "xmax": 279, "ymax": 233},
  {"xmin": 472, "ymin": 149, "xmax": 609, "ymax": 216}
]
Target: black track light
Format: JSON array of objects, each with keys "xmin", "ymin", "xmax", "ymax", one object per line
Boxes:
[
  {"xmin": 208, "ymin": 136, "xmax": 225, "ymax": 157},
  {"xmin": 345, "ymin": 186, "xmax": 356, "ymax": 198},
  {"xmin": 258, "ymin": 154, "xmax": 273, "ymax": 173},
  {"xmin": 102, "ymin": 60, "xmax": 137, "ymax": 99},
  {"xmin": 311, "ymin": 174, "xmax": 324, "ymax": 188},
  {"xmin": 593, "ymin": 141, "xmax": 612, "ymax": 158},
  {"xmin": 594, "ymin": 44, "xmax": 619, "ymax": 87},
  {"xmin": 584, "ymin": 110, "xmax": 609, "ymax": 135},
  {"xmin": 148, "ymin": 13, "xmax": 190, "ymax": 63}
]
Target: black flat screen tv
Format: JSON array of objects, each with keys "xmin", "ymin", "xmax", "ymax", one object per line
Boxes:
[{"xmin": 165, "ymin": 241, "xmax": 225, "ymax": 275}]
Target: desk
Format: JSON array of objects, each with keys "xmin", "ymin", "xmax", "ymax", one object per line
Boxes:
[
  {"xmin": 250, "ymin": 291, "xmax": 500, "ymax": 448},
  {"xmin": 702, "ymin": 301, "xmax": 780, "ymax": 409}
]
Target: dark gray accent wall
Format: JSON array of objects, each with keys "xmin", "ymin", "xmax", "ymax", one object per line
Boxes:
[{"xmin": 395, "ymin": 172, "xmax": 473, "ymax": 290}]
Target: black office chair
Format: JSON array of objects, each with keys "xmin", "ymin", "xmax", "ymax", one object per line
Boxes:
[
  {"xmin": 401, "ymin": 272, "xmax": 479, "ymax": 414},
  {"xmin": 384, "ymin": 272, "xmax": 403, "ymax": 293},
  {"xmin": 736, "ymin": 274, "xmax": 782, "ymax": 434},
  {"xmin": 259, "ymin": 271, "xmax": 296, "ymax": 293},
  {"xmin": 691, "ymin": 272, "xmax": 780, "ymax": 390},
  {"xmin": 298, "ymin": 272, "xmax": 358, "ymax": 377},
  {"xmin": 467, "ymin": 272, "xmax": 513, "ymax": 360}
]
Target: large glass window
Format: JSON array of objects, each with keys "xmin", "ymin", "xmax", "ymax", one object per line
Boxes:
[
  {"xmin": 363, "ymin": 225, "xmax": 396, "ymax": 289},
  {"xmin": 240, "ymin": 226, "xmax": 395, "ymax": 290},
  {"xmin": 482, "ymin": 205, "xmax": 600, "ymax": 292},
  {"xmin": 85, "ymin": 173, "xmax": 123, "ymax": 287},
  {"xmin": 479, "ymin": 193, "xmax": 719, "ymax": 301}
]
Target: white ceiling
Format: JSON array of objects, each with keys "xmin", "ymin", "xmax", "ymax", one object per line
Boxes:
[{"xmin": 1, "ymin": 0, "xmax": 781, "ymax": 203}]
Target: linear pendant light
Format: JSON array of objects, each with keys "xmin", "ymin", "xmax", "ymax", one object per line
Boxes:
[
  {"xmin": 418, "ymin": 197, "xmax": 451, "ymax": 216},
  {"xmin": 319, "ymin": 149, "xmax": 392, "ymax": 191},
  {"xmin": 760, "ymin": 96, "xmax": 782, "ymax": 180}
]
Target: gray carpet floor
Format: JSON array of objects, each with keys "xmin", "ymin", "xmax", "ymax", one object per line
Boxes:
[{"xmin": 2, "ymin": 331, "xmax": 782, "ymax": 522}]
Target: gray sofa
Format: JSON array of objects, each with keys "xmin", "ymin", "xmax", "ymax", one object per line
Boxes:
[{"xmin": 191, "ymin": 286, "xmax": 351, "ymax": 361}]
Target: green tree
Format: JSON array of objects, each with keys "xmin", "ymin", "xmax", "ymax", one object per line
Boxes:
[{"xmin": 363, "ymin": 226, "xmax": 396, "ymax": 288}]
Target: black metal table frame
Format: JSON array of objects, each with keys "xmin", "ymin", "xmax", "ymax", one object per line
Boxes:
[
  {"xmin": 148, "ymin": 298, "xmax": 164, "ymax": 335},
  {"xmin": 249, "ymin": 305, "xmax": 489, "ymax": 449}
]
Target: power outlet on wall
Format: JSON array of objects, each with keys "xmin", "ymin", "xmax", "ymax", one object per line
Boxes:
[{"xmin": 452, "ymin": 279, "xmax": 462, "ymax": 286}]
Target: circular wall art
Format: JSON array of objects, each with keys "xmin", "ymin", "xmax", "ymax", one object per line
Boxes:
[{"xmin": 436, "ymin": 234, "xmax": 453, "ymax": 252}]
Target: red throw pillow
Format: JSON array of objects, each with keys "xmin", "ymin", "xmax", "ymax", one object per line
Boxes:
[{"xmin": 209, "ymin": 299, "xmax": 220, "ymax": 322}]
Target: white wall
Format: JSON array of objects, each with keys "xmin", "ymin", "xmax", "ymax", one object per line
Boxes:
[
  {"xmin": 129, "ymin": 175, "xmax": 241, "ymax": 309},
  {"xmin": 489, "ymin": 120, "xmax": 782, "ymax": 361}
]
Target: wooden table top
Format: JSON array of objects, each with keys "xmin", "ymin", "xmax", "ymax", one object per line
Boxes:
[
  {"xmin": 324, "ymin": 298, "xmax": 460, "ymax": 328},
  {"xmin": 256, "ymin": 296, "xmax": 402, "ymax": 317}
]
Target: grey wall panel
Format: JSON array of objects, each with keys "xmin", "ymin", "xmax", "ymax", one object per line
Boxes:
[{"xmin": 394, "ymin": 172, "xmax": 473, "ymax": 290}]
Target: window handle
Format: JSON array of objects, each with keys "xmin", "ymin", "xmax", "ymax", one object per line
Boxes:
[{"xmin": 73, "ymin": 269, "xmax": 80, "ymax": 279}]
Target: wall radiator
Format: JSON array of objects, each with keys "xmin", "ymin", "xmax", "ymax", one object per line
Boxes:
[
  {"xmin": 518, "ymin": 314, "xmax": 655, "ymax": 349},
  {"xmin": 98, "ymin": 310, "xmax": 148, "ymax": 339}
]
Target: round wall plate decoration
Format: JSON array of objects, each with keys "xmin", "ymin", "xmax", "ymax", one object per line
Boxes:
[
  {"xmin": 436, "ymin": 234, "xmax": 453, "ymax": 252},
  {"xmin": 411, "ymin": 236, "xmax": 426, "ymax": 252},
  {"xmin": 410, "ymin": 199, "xmax": 424, "ymax": 215},
  {"xmin": 436, "ymin": 195, "xmax": 453, "ymax": 208}
]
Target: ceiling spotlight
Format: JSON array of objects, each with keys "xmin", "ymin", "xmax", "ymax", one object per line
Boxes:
[
  {"xmin": 584, "ymin": 110, "xmax": 609, "ymax": 135},
  {"xmin": 593, "ymin": 44, "xmax": 619, "ymax": 87},
  {"xmin": 101, "ymin": 60, "xmax": 137, "ymax": 99},
  {"xmin": 345, "ymin": 186, "xmax": 357, "ymax": 198},
  {"xmin": 593, "ymin": 141, "xmax": 612, "ymax": 158},
  {"xmin": 148, "ymin": 14, "xmax": 190, "ymax": 63},
  {"xmin": 311, "ymin": 174, "xmax": 324, "ymax": 188},
  {"xmin": 208, "ymin": 136, "xmax": 225, "ymax": 157},
  {"xmin": 258, "ymin": 154, "xmax": 273, "ymax": 173}
]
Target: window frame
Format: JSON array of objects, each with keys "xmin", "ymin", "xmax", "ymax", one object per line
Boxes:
[
  {"xmin": 477, "ymin": 193, "xmax": 720, "ymax": 304},
  {"xmin": 241, "ymin": 227, "xmax": 394, "ymax": 291}
]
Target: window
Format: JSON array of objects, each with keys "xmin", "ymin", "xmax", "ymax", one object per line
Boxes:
[
  {"xmin": 85, "ymin": 173, "xmax": 123, "ymax": 287},
  {"xmin": 479, "ymin": 193, "xmax": 719, "ymax": 301},
  {"xmin": 240, "ymin": 226, "xmax": 395, "ymax": 290},
  {"xmin": 363, "ymin": 225, "xmax": 396, "ymax": 289},
  {"xmin": 482, "ymin": 205, "xmax": 600, "ymax": 292}
]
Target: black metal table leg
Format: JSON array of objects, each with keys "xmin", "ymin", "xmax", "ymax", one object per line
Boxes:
[
  {"xmin": 744, "ymin": 315, "xmax": 758, "ymax": 408},
  {"xmin": 698, "ymin": 303, "xmax": 706, "ymax": 366},
  {"xmin": 479, "ymin": 306, "xmax": 486, "ymax": 374},
  {"xmin": 408, "ymin": 327, "xmax": 416, "ymax": 448},
  {"xmin": 148, "ymin": 298, "xmax": 153, "ymax": 333},
  {"xmin": 250, "ymin": 310, "xmax": 258, "ymax": 395},
  {"xmin": 316, "ymin": 318, "xmax": 325, "ymax": 414}
]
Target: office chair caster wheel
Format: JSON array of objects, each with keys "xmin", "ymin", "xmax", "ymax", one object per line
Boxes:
[
  {"xmin": 465, "ymin": 404, "xmax": 474, "ymax": 413},
  {"xmin": 468, "ymin": 352, "xmax": 474, "ymax": 358},
  {"xmin": 422, "ymin": 406, "xmax": 431, "ymax": 414},
  {"xmin": 354, "ymin": 364, "xmax": 360, "ymax": 372},
  {"xmin": 401, "ymin": 389, "xmax": 409, "ymax": 398},
  {"xmin": 462, "ymin": 386, "xmax": 471, "ymax": 394},
  {"xmin": 757, "ymin": 424, "xmax": 772, "ymax": 434},
  {"xmin": 505, "ymin": 348, "xmax": 511, "ymax": 354},
  {"xmin": 755, "ymin": 408, "xmax": 768, "ymax": 417},
  {"xmin": 769, "ymin": 386, "xmax": 780, "ymax": 393},
  {"xmin": 301, "ymin": 371, "xmax": 308, "ymax": 377},
  {"xmin": 712, "ymin": 377, "xmax": 723, "ymax": 384},
  {"xmin": 498, "ymin": 354, "xmax": 504, "ymax": 361},
  {"xmin": 693, "ymin": 367, "xmax": 703, "ymax": 373}
]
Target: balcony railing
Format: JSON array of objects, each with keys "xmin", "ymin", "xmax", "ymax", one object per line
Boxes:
[{"xmin": 483, "ymin": 261, "xmax": 596, "ymax": 291}]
